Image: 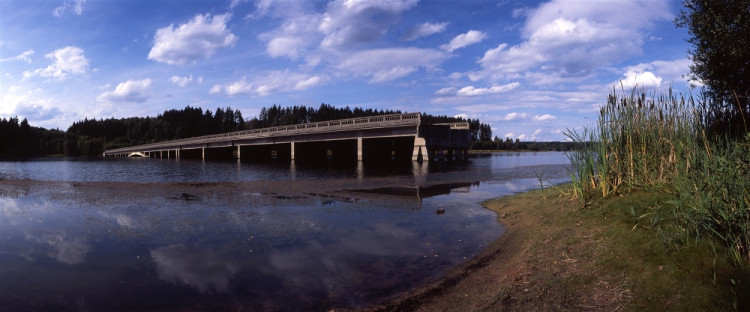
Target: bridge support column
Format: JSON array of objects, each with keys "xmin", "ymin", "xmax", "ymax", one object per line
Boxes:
[
  {"xmin": 202, "ymin": 148, "xmax": 205, "ymax": 160},
  {"xmin": 357, "ymin": 137, "xmax": 362, "ymax": 161},
  {"xmin": 290, "ymin": 142, "xmax": 295, "ymax": 160},
  {"xmin": 412, "ymin": 137, "xmax": 427, "ymax": 162},
  {"xmin": 237, "ymin": 146, "xmax": 241, "ymax": 160}
]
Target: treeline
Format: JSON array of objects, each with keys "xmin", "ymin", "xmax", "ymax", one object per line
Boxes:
[
  {"xmin": 472, "ymin": 137, "xmax": 575, "ymax": 151},
  {"xmin": 0, "ymin": 117, "xmax": 65, "ymax": 156},
  {"xmin": 2, "ymin": 103, "xmax": 494, "ymax": 157}
]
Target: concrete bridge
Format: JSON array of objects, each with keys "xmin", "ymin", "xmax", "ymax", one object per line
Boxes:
[{"xmin": 103, "ymin": 113, "xmax": 470, "ymax": 162}]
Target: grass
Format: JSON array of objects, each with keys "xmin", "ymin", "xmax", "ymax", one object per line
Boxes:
[{"xmin": 505, "ymin": 185, "xmax": 749, "ymax": 310}]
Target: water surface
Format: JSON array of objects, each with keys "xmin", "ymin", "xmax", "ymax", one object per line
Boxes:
[{"xmin": 0, "ymin": 152, "xmax": 570, "ymax": 310}]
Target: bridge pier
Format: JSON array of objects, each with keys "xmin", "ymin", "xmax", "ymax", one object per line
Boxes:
[
  {"xmin": 357, "ymin": 137, "xmax": 363, "ymax": 161},
  {"xmin": 412, "ymin": 137, "xmax": 427, "ymax": 162}
]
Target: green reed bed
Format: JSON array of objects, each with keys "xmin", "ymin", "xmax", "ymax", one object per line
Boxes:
[
  {"xmin": 565, "ymin": 87, "xmax": 702, "ymax": 198},
  {"xmin": 565, "ymin": 87, "xmax": 750, "ymax": 266}
]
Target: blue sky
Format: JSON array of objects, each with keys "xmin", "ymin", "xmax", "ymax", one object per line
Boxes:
[{"xmin": 1, "ymin": 0, "xmax": 693, "ymax": 141}]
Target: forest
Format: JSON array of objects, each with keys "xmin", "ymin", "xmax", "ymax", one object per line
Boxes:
[{"xmin": 1, "ymin": 103, "xmax": 528, "ymax": 157}]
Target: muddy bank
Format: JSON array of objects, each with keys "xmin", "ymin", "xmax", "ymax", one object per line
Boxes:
[{"xmin": 371, "ymin": 185, "xmax": 628, "ymax": 312}]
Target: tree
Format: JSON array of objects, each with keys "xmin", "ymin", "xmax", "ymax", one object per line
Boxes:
[{"xmin": 676, "ymin": 0, "xmax": 750, "ymax": 135}]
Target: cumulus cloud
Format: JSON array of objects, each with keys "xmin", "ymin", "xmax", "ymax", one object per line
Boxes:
[
  {"xmin": 170, "ymin": 74, "xmax": 195, "ymax": 87},
  {"xmin": 501, "ymin": 112, "xmax": 556, "ymax": 122},
  {"xmin": 618, "ymin": 70, "xmax": 662, "ymax": 89},
  {"xmin": 457, "ymin": 82, "xmax": 519, "ymax": 96},
  {"xmin": 22, "ymin": 46, "xmax": 89, "ymax": 80},
  {"xmin": 267, "ymin": 37, "xmax": 305, "ymax": 59},
  {"xmin": 616, "ymin": 58, "xmax": 692, "ymax": 89},
  {"xmin": 0, "ymin": 50, "xmax": 34, "ymax": 63},
  {"xmin": 53, "ymin": 0, "xmax": 86, "ymax": 17},
  {"xmin": 474, "ymin": 0, "xmax": 671, "ymax": 82},
  {"xmin": 0, "ymin": 86, "xmax": 62, "ymax": 124},
  {"xmin": 503, "ymin": 112, "xmax": 528, "ymax": 121},
  {"xmin": 245, "ymin": 0, "xmax": 274, "ymax": 19},
  {"xmin": 435, "ymin": 82, "xmax": 520, "ymax": 97},
  {"xmin": 148, "ymin": 13, "xmax": 238, "ymax": 65},
  {"xmin": 441, "ymin": 30, "xmax": 486, "ymax": 52},
  {"xmin": 401, "ymin": 22, "xmax": 448, "ymax": 41},
  {"xmin": 211, "ymin": 71, "xmax": 322, "ymax": 97},
  {"xmin": 97, "ymin": 79, "xmax": 152, "ymax": 103},
  {"xmin": 318, "ymin": 0, "xmax": 418, "ymax": 49},
  {"xmin": 533, "ymin": 114, "xmax": 556, "ymax": 122},
  {"xmin": 258, "ymin": 13, "xmax": 322, "ymax": 60},
  {"xmin": 337, "ymin": 47, "xmax": 446, "ymax": 83}
]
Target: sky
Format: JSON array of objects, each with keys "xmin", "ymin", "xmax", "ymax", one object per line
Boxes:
[{"xmin": 0, "ymin": 0, "xmax": 694, "ymax": 141}]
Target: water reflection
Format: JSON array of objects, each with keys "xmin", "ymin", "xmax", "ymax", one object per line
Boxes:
[
  {"xmin": 151, "ymin": 244, "xmax": 239, "ymax": 293},
  {"xmin": 0, "ymin": 153, "xmax": 571, "ymax": 310},
  {"xmin": 0, "ymin": 181, "xmax": 520, "ymax": 310}
]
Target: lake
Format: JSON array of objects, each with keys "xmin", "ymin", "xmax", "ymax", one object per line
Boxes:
[{"xmin": 0, "ymin": 152, "xmax": 570, "ymax": 311}]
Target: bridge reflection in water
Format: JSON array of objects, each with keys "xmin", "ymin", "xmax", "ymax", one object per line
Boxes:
[{"xmin": 103, "ymin": 113, "xmax": 471, "ymax": 163}]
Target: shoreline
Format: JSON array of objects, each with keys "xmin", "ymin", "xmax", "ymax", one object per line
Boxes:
[
  {"xmin": 368, "ymin": 186, "xmax": 589, "ymax": 311},
  {"xmin": 373, "ymin": 185, "xmax": 747, "ymax": 311}
]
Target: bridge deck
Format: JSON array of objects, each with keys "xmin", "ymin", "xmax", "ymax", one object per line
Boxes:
[{"xmin": 104, "ymin": 113, "xmax": 422, "ymax": 156}]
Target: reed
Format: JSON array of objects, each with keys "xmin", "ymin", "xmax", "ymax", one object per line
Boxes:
[
  {"xmin": 565, "ymin": 87, "xmax": 750, "ymax": 265},
  {"xmin": 565, "ymin": 87, "xmax": 702, "ymax": 198}
]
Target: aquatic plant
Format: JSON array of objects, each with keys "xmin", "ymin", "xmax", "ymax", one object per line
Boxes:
[{"xmin": 565, "ymin": 87, "xmax": 750, "ymax": 265}]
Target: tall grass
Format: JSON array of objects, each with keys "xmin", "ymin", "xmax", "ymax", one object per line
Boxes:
[
  {"xmin": 565, "ymin": 87, "xmax": 750, "ymax": 265},
  {"xmin": 564, "ymin": 87, "xmax": 703, "ymax": 198}
]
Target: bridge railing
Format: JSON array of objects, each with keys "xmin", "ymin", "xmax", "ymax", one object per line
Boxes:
[
  {"xmin": 435, "ymin": 122, "xmax": 470, "ymax": 130},
  {"xmin": 104, "ymin": 113, "xmax": 421, "ymax": 154}
]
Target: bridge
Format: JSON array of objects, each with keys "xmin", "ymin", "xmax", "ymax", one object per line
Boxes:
[{"xmin": 102, "ymin": 113, "xmax": 471, "ymax": 162}]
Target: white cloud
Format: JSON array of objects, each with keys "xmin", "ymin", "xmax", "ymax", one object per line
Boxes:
[
  {"xmin": 533, "ymin": 114, "xmax": 556, "ymax": 122},
  {"xmin": 503, "ymin": 112, "xmax": 527, "ymax": 121},
  {"xmin": 258, "ymin": 12, "xmax": 322, "ymax": 60},
  {"xmin": 337, "ymin": 47, "xmax": 446, "ymax": 83},
  {"xmin": 245, "ymin": 0, "xmax": 274, "ymax": 19},
  {"xmin": 457, "ymin": 82, "xmax": 520, "ymax": 96},
  {"xmin": 615, "ymin": 58, "xmax": 693, "ymax": 90},
  {"xmin": 441, "ymin": 30, "xmax": 486, "ymax": 52},
  {"xmin": 97, "ymin": 79, "xmax": 152, "ymax": 103},
  {"xmin": 53, "ymin": 0, "xmax": 86, "ymax": 17},
  {"xmin": 401, "ymin": 22, "xmax": 448, "ymax": 41},
  {"xmin": 0, "ymin": 86, "xmax": 66, "ymax": 128},
  {"xmin": 294, "ymin": 76, "xmax": 321, "ymax": 90},
  {"xmin": 209, "ymin": 84, "xmax": 223, "ymax": 95},
  {"xmin": 267, "ymin": 37, "xmax": 304, "ymax": 59},
  {"xmin": 474, "ymin": 0, "xmax": 671, "ymax": 83},
  {"xmin": 434, "ymin": 87, "xmax": 457, "ymax": 97},
  {"xmin": 170, "ymin": 75, "xmax": 193, "ymax": 87},
  {"xmin": 23, "ymin": 46, "xmax": 89, "ymax": 80},
  {"xmin": 318, "ymin": 0, "xmax": 418, "ymax": 49},
  {"xmin": 618, "ymin": 70, "xmax": 662, "ymax": 89},
  {"xmin": 148, "ymin": 14, "xmax": 238, "ymax": 65},
  {"xmin": 434, "ymin": 82, "xmax": 520, "ymax": 97},
  {"xmin": 211, "ymin": 71, "xmax": 322, "ymax": 97},
  {"xmin": 0, "ymin": 50, "xmax": 34, "ymax": 63}
]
